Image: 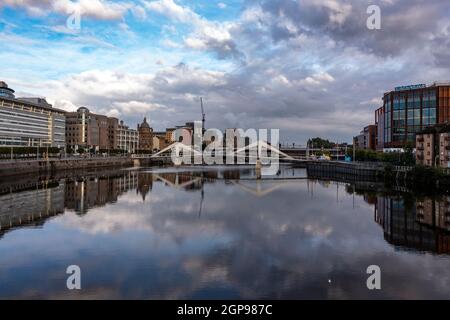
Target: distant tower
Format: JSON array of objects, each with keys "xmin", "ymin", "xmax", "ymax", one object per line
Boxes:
[{"xmin": 138, "ymin": 117, "xmax": 153, "ymax": 152}]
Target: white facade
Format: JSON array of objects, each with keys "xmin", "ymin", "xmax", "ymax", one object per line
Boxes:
[{"xmin": 118, "ymin": 122, "xmax": 138, "ymax": 153}]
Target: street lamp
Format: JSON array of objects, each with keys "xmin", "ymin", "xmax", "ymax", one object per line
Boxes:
[{"xmin": 435, "ymin": 154, "xmax": 440, "ymax": 168}]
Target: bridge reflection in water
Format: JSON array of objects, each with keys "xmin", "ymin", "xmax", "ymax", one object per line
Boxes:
[
  {"xmin": 1, "ymin": 167, "xmax": 450, "ymax": 256},
  {"xmin": 0, "ymin": 167, "xmax": 271, "ymax": 237}
]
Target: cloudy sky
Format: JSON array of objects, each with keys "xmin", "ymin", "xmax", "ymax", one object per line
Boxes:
[{"xmin": 1, "ymin": 0, "xmax": 449, "ymax": 144}]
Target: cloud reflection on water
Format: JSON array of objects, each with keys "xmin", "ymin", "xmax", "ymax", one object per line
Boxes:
[{"xmin": 0, "ymin": 167, "xmax": 450, "ymax": 299}]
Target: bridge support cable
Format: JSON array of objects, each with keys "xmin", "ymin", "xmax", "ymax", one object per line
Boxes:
[
  {"xmin": 150, "ymin": 142, "xmax": 202, "ymax": 159},
  {"xmin": 230, "ymin": 140, "xmax": 295, "ymax": 160}
]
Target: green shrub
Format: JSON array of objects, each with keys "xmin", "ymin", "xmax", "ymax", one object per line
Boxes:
[{"xmin": 352, "ymin": 149, "xmax": 415, "ymax": 166}]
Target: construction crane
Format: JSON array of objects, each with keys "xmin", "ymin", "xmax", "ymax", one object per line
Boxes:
[{"xmin": 200, "ymin": 97, "xmax": 205, "ymax": 134}]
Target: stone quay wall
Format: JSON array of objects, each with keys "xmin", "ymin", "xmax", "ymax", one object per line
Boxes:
[{"xmin": 0, "ymin": 157, "xmax": 133, "ymax": 178}]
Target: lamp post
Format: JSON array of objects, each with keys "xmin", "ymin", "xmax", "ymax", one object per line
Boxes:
[{"xmin": 435, "ymin": 154, "xmax": 440, "ymax": 168}]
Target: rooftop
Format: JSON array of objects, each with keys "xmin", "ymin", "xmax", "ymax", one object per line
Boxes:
[
  {"xmin": 385, "ymin": 81, "xmax": 450, "ymax": 95},
  {"xmin": 0, "ymin": 95, "xmax": 66, "ymax": 114},
  {"xmin": 139, "ymin": 117, "xmax": 151, "ymax": 129},
  {"xmin": 0, "ymin": 81, "xmax": 14, "ymax": 92}
]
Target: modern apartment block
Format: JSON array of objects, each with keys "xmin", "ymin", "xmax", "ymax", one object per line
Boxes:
[
  {"xmin": 416, "ymin": 198, "xmax": 450, "ymax": 233},
  {"xmin": 152, "ymin": 132, "xmax": 168, "ymax": 152},
  {"xmin": 376, "ymin": 82, "xmax": 450, "ymax": 150},
  {"xmin": 0, "ymin": 81, "xmax": 66, "ymax": 148},
  {"xmin": 118, "ymin": 120, "xmax": 138, "ymax": 153},
  {"xmin": 415, "ymin": 131, "xmax": 434, "ymax": 167},
  {"xmin": 353, "ymin": 125, "xmax": 377, "ymax": 150},
  {"xmin": 65, "ymin": 107, "xmax": 119, "ymax": 152},
  {"xmin": 416, "ymin": 123, "xmax": 450, "ymax": 168},
  {"xmin": 165, "ymin": 128, "xmax": 176, "ymax": 144}
]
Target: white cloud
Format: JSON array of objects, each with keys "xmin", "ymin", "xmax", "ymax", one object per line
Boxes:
[
  {"xmin": 145, "ymin": 0, "xmax": 240, "ymax": 59},
  {"xmin": 143, "ymin": 0, "xmax": 198, "ymax": 24},
  {"xmin": 161, "ymin": 38, "xmax": 182, "ymax": 48},
  {"xmin": 297, "ymin": 72, "xmax": 335, "ymax": 86},
  {"xmin": 112, "ymin": 100, "xmax": 167, "ymax": 115},
  {"xmin": 304, "ymin": 0, "xmax": 353, "ymax": 26},
  {"xmin": 1, "ymin": 0, "xmax": 138, "ymax": 21},
  {"xmin": 3, "ymin": 0, "xmax": 450, "ymax": 144},
  {"xmin": 217, "ymin": 2, "xmax": 227, "ymax": 9}
]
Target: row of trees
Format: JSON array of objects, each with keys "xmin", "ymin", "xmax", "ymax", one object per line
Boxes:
[
  {"xmin": 0, "ymin": 146, "xmax": 60, "ymax": 155},
  {"xmin": 345, "ymin": 143, "xmax": 415, "ymax": 166},
  {"xmin": 351, "ymin": 149, "xmax": 416, "ymax": 166},
  {"xmin": 307, "ymin": 137, "xmax": 338, "ymax": 149},
  {"xmin": 307, "ymin": 136, "xmax": 416, "ymax": 166},
  {"xmin": 0, "ymin": 146, "xmax": 139, "ymax": 157},
  {"xmin": 66, "ymin": 146, "xmax": 130, "ymax": 155}
]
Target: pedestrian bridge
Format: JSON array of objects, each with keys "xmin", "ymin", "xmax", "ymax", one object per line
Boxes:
[{"xmin": 131, "ymin": 141, "xmax": 309, "ymax": 166}]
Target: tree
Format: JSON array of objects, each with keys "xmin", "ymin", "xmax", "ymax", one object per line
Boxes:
[{"xmin": 307, "ymin": 137, "xmax": 335, "ymax": 149}]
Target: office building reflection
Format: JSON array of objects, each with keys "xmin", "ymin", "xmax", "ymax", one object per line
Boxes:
[
  {"xmin": 0, "ymin": 180, "xmax": 65, "ymax": 238},
  {"xmin": 65, "ymin": 171, "xmax": 139, "ymax": 214},
  {"xmin": 416, "ymin": 197, "xmax": 450, "ymax": 232},
  {"xmin": 375, "ymin": 195, "xmax": 450, "ymax": 254},
  {"xmin": 0, "ymin": 169, "xmax": 223, "ymax": 236}
]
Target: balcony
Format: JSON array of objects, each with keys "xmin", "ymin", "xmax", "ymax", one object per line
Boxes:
[
  {"xmin": 417, "ymin": 155, "xmax": 424, "ymax": 161},
  {"xmin": 417, "ymin": 137, "xmax": 425, "ymax": 143},
  {"xmin": 417, "ymin": 145, "xmax": 424, "ymax": 151}
]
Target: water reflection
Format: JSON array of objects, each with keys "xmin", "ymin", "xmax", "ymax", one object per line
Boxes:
[
  {"xmin": 375, "ymin": 195, "xmax": 450, "ymax": 254},
  {"xmin": 0, "ymin": 180, "xmax": 65, "ymax": 238},
  {"xmin": 0, "ymin": 166, "xmax": 450, "ymax": 299},
  {"xmin": 0, "ymin": 167, "xmax": 300, "ymax": 237}
]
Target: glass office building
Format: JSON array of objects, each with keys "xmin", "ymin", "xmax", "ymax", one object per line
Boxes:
[
  {"xmin": 0, "ymin": 81, "xmax": 66, "ymax": 148},
  {"xmin": 0, "ymin": 81, "xmax": 15, "ymax": 99},
  {"xmin": 376, "ymin": 82, "xmax": 450, "ymax": 150}
]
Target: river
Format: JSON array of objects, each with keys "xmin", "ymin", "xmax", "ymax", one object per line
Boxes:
[{"xmin": 0, "ymin": 165, "xmax": 449, "ymax": 299}]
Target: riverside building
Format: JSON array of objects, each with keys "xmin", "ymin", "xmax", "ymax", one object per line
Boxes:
[
  {"xmin": 0, "ymin": 81, "xmax": 66, "ymax": 148},
  {"xmin": 65, "ymin": 107, "xmax": 120, "ymax": 152},
  {"xmin": 118, "ymin": 120, "xmax": 139, "ymax": 153},
  {"xmin": 376, "ymin": 82, "xmax": 450, "ymax": 150},
  {"xmin": 415, "ymin": 123, "xmax": 450, "ymax": 168},
  {"xmin": 137, "ymin": 117, "xmax": 153, "ymax": 152},
  {"xmin": 353, "ymin": 125, "xmax": 377, "ymax": 150}
]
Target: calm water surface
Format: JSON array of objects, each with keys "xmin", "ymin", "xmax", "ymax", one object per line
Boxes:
[{"xmin": 0, "ymin": 165, "xmax": 450, "ymax": 299}]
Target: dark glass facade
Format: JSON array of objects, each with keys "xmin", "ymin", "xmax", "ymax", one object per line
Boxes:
[
  {"xmin": 0, "ymin": 83, "xmax": 15, "ymax": 99},
  {"xmin": 378, "ymin": 83, "xmax": 450, "ymax": 149}
]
